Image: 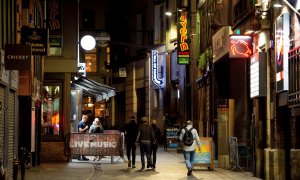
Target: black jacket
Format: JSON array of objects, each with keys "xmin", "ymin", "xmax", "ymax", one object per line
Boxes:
[
  {"xmin": 136, "ymin": 123, "xmax": 156, "ymax": 144},
  {"xmin": 151, "ymin": 124, "xmax": 161, "ymax": 144},
  {"xmin": 123, "ymin": 120, "xmax": 139, "ymax": 144}
]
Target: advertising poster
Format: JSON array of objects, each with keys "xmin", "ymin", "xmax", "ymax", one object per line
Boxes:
[{"xmin": 194, "ymin": 137, "xmax": 213, "ymax": 168}]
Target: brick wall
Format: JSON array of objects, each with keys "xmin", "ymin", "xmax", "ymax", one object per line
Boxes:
[{"xmin": 41, "ymin": 142, "xmax": 68, "ymax": 162}]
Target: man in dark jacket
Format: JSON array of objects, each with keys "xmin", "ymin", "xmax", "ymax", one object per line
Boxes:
[
  {"xmin": 151, "ymin": 118, "xmax": 161, "ymax": 169},
  {"xmin": 122, "ymin": 116, "xmax": 139, "ymax": 168},
  {"xmin": 136, "ymin": 117, "xmax": 156, "ymax": 170},
  {"xmin": 77, "ymin": 114, "xmax": 89, "ymax": 161}
]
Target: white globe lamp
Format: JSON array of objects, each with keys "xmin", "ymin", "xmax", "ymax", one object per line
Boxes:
[{"xmin": 80, "ymin": 35, "xmax": 96, "ymax": 50}]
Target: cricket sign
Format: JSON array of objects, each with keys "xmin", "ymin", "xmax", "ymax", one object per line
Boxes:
[{"xmin": 69, "ymin": 131, "xmax": 124, "ymax": 156}]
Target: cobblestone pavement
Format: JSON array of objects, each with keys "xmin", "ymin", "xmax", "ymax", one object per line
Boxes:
[{"xmin": 21, "ymin": 147, "xmax": 261, "ymax": 180}]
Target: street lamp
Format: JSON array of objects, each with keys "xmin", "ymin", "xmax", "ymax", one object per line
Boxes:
[{"xmin": 80, "ymin": 35, "xmax": 96, "ymax": 50}]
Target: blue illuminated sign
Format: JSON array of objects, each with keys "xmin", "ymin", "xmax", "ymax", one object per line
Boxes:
[{"xmin": 151, "ymin": 50, "xmax": 164, "ymax": 87}]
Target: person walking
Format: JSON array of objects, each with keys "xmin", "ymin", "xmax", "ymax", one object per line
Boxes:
[
  {"xmin": 122, "ymin": 115, "xmax": 139, "ymax": 168},
  {"xmin": 77, "ymin": 114, "xmax": 89, "ymax": 161},
  {"xmin": 179, "ymin": 120, "xmax": 201, "ymax": 176},
  {"xmin": 150, "ymin": 118, "xmax": 161, "ymax": 169},
  {"xmin": 136, "ymin": 117, "xmax": 156, "ymax": 170},
  {"xmin": 89, "ymin": 117, "xmax": 104, "ymax": 161}
]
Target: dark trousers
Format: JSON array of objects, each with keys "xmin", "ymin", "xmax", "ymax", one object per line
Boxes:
[
  {"xmin": 140, "ymin": 143, "xmax": 152, "ymax": 167},
  {"xmin": 126, "ymin": 143, "xmax": 136, "ymax": 165},
  {"xmin": 151, "ymin": 144, "xmax": 158, "ymax": 166}
]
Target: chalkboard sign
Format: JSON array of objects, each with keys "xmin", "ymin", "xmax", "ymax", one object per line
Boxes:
[
  {"xmin": 194, "ymin": 137, "xmax": 214, "ymax": 170},
  {"xmin": 165, "ymin": 128, "xmax": 179, "ymax": 149}
]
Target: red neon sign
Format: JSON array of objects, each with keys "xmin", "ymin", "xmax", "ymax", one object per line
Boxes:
[{"xmin": 229, "ymin": 35, "xmax": 252, "ymax": 58}]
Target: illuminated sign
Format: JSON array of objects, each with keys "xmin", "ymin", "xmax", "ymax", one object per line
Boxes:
[
  {"xmin": 275, "ymin": 13, "xmax": 290, "ymax": 92},
  {"xmin": 78, "ymin": 63, "xmax": 86, "ymax": 76},
  {"xmin": 177, "ymin": 7, "xmax": 190, "ymax": 65},
  {"xmin": 250, "ymin": 52, "xmax": 267, "ymax": 98},
  {"xmin": 151, "ymin": 50, "xmax": 164, "ymax": 87},
  {"xmin": 229, "ymin": 35, "xmax": 252, "ymax": 58}
]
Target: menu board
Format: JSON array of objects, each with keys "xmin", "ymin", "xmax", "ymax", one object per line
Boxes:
[
  {"xmin": 194, "ymin": 137, "xmax": 214, "ymax": 170},
  {"xmin": 165, "ymin": 128, "xmax": 179, "ymax": 148}
]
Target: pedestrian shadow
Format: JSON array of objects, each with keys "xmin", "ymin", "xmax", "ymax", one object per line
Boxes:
[
  {"xmin": 120, "ymin": 167, "xmax": 134, "ymax": 172},
  {"xmin": 177, "ymin": 175, "xmax": 204, "ymax": 180},
  {"xmin": 116, "ymin": 167, "xmax": 159, "ymax": 178}
]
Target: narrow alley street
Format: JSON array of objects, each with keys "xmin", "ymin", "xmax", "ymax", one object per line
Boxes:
[{"xmin": 22, "ymin": 147, "xmax": 261, "ymax": 180}]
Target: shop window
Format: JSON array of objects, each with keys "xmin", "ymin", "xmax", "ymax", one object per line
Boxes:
[{"xmin": 42, "ymin": 83, "xmax": 62, "ymax": 138}]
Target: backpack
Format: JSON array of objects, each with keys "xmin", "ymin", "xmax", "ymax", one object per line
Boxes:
[{"xmin": 182, "ymin": 127, "xmax": 194, "ymax": 146}]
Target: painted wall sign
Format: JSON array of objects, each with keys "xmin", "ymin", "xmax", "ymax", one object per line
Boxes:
[
  {"xmin": 177, "ymin": 7, "xmax": 190, "ymax": 65},
  {"xmin": 275, "ymin": 13, "xmax": 290, "ymax": 92},
  {"xmin": 229, "ymin": 35, "xmax": 252, "ymax": 58},
  {"xmin": 4, "ymin": 44, "xmax": 32, "ymax": 70},
  {"xmin": 151, "ymin": 50, "xmax": 164, "ymax": 86},
  {"xmin": 21, "ymin": 27, "xmax": 48, "ymax": 55}
]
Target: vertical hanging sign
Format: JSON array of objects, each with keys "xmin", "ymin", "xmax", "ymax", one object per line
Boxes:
[
  {"xmin": 177, "ymin": 7, "xmax": 190, "ymax": 65},
  {"xmin": 275, "ymin": 13, "xmax": 290, "ymax": 92},
  {"xmin": 151, "ymin": 50, "xmax": 164, "ymax": 87},
  {"xmin": 47, "ymin": 0, "xmax": 62, "ymax": 50}
]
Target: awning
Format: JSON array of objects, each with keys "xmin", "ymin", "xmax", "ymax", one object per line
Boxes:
[{"xmin": 73, "ymin": 76, "xmax": 116, "ymax": 101}]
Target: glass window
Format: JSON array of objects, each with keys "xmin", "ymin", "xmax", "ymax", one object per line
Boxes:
[
  {"xmin": 42, "ymin": 83, "xmax": 62, "ymax": 136},
  {"xmin": 85, "ymin": 48, "xmax": 97, "ymax": 72}
]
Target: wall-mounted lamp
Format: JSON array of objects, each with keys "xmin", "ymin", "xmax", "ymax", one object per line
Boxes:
[{"xmin": 165, "ymin": 8, "xmax": 182, "ymax": 17}]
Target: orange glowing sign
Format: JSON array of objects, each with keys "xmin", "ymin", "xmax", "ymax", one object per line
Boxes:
[
  {"xmin": 229, "ymin": 35, "xmax": 252, "ymax": 58},
  {"xmin": 177, "ymin": 7, "xmax": 190, "ymax": 64}
]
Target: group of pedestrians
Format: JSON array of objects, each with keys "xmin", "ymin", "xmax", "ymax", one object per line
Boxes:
[
  {"xmin": 122, "ymin": 116, "xmax": 161, "ymax": 171},
  {"xmin": 77, "ymin": 113, "xmax": 201, "ymax": 176}
]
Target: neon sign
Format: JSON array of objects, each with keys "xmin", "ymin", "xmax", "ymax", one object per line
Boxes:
[
  {"xmin": 151, "ymin": 50, "xmax": 164, "ymax": 87},
  {"xmin": 229, "ymin": 35, "xmax": 252, "ymax": 58},
  {"xmin": 177, "ymin": 7, "xmax": 190, "ymax": 64}
]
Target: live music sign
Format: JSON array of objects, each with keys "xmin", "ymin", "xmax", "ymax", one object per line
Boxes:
[{"xmin": 4, "ymin": 44, "xmax": 32, "ymax": 70}]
